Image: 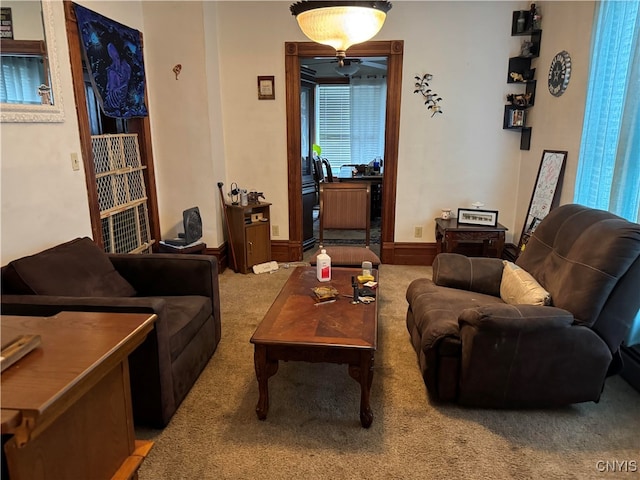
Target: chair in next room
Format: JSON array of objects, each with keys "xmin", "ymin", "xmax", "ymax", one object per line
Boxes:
[
  {"xmin": 310, "ymin": 182, "xmax": 381, "ymax": 268},
  {"xmin": 321, "ymin": 158, "xmax": 334, "ymax": 183}
]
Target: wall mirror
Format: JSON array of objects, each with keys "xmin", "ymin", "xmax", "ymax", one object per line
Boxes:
[
  {"xmin": 517, "ymin": 150, "xmax": 567, "ymax": 253},
  {"xmin": 1, "ymin": 0, "xmax": 64, "ymax": 123}
]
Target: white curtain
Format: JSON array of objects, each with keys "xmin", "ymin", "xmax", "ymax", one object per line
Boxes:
[
  {"xmin": 0, "ymin": 56, "xmax": 43, "ymax": 104},
  {"xmin": 350, "ymin": 75, "xmax": 387, "ymax": 166},
  {"xmin": 574, "ymin": 0, "xmax": 640, "ymax": 345}
]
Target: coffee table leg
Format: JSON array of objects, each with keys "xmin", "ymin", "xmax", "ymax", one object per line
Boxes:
[
  {"xmin": 254, "ymin": 344, "xmax": 278, "ymax": 420},
  {"xmin": 348, "ymin": 351, "xmax": 374, "ymax": 428}
]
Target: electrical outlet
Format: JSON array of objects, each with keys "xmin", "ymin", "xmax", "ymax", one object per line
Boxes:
[
  {"xmin": 70, "ymin": 152, "xmax": 80, "ymax": 171},
  {"xmin": 414, "ymin": 226, "xmax": 423, "ymax": 238},
  {"xmin": 272, "ymin": 225, "xmax": 280, "ymax": 237}
]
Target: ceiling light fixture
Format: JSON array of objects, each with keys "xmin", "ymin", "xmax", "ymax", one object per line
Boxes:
[
  {"xmin": 335, "ymin": 58, "xmax": 360, "ymax": 77},
  {"xmin": 290, "ymin": 1, "xmax": 392, "ymax": 67},
  {"xmin": 335, "ymin": 62, "xmax": 360, "ymax": 76}
]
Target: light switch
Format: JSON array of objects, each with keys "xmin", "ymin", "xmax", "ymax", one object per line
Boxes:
[{"xmin": 71, "ymin": 153, "xmax": 80, "ymax": 171}]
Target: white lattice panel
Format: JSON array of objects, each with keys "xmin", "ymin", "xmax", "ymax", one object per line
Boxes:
[{"xmin": 92, "ymin": 134, "xmax": 153, "ymax": 253}]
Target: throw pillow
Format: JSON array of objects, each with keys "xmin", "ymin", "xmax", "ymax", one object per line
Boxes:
[
  {"xmin": 6, "ymin": 237, "xmax": 137, "ymax": 297},
  {"xmin": 500, "ymin": 260, "xmax": 551, "ymax": 306}
]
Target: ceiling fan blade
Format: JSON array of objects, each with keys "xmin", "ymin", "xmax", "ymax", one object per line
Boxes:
[{"xmin": 360, "ymin": 60, "xmax": 387, "ymax": 70}]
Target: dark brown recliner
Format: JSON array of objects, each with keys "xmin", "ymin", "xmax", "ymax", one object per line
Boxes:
[
  {"xmin": 406, "ymin": 204, "xmax": 640, "ymax": 407},
  {"xmin": 1, "ymin": 237, "xmax": 221, "ymax": 427}
]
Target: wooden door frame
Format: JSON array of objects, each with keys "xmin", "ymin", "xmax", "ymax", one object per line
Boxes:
[
  {"xmin": 285, "ymin": 40, "xmax": 403, "ymax": 263},
  {"xmin": 63, "ymin": 1, "xmax": 161, "ymax": 249}
]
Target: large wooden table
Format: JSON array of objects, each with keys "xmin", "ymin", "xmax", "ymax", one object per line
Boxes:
[
  {"xmin": 1, "ymin": 311, "xmax": 157, "ymax": 480},
  {"xmin": 250, "ymin": 266, "xmax": 378, "ymax": 427}
]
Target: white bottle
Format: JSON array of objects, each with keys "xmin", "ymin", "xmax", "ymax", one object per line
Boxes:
[{"xmin": 316, "ymin": 249, "xmax": 331, "ymax": 282}]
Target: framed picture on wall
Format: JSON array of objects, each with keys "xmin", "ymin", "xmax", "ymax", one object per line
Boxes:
[
  {"xmin": 257, "ymin": 76, "xmax": 275, "ymax": 100},
  {"xmin": 517, "ymin": 150, "xmax": 567, "ymax": 254}
]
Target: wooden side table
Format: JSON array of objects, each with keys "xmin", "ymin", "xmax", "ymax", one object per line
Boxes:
[{"xmin": 435, "ymin": 218, "xmax": 507, "ymax": 258}]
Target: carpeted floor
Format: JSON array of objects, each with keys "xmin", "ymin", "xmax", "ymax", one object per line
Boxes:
[{"xmin": 137, "ymin": 264, "xmax": 640, "ymax": 480}]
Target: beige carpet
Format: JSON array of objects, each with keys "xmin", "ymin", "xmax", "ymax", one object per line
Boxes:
[{"xmin": 137, "ymin": 264, "xmax": 640, "ymax": 479}]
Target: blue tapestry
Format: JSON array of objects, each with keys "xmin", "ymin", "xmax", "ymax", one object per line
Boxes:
[{"xmin": 74, "ymin": 4, "xmax": 148, "ymax": 118}]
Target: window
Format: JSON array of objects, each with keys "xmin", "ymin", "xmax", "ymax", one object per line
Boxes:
[
  {"xmin": 316, "ymin": 76, "xmax": 386, "ymax": 170},
  {"xmin": 574, "ymin": 0, "xmax": 640, "ymax": 345},
  {"xmin": 0, "ymin": 40, "xmax": 48, "ymax": 105},
  {"xmin": 317, "ymin": 84, "xmax": 351, "ymax": 167}
]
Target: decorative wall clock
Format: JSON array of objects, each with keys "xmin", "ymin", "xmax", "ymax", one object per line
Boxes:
[{"xmin": 548, "ymin": 50, "xmax": 571, "ymax": 97}]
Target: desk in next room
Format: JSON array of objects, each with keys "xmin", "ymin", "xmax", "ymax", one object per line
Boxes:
[{"xmin": 435, "ymin": 218, "xmax": 507, "ymax": 258}]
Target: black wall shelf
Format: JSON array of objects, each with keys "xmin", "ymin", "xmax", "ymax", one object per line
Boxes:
[{"xmin": 504, "ymin": 10, "xmax": 542, "ymax": 151}]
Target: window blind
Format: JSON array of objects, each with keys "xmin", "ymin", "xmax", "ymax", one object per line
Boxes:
[{"xmin": 316, "ymin": 79, "xmax": 386, "ymax": 170}]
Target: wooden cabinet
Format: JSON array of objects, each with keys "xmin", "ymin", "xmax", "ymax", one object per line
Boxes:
[
  {"xmin": 226, "ymin": 202, "xmax": 272, "ymax": 273},
  {"xmin": 435, "ymin": 218, "xmax": 507, "ymax": 259},
  {"xmin": 504, "ymin": 9, "xmax": 542, "ymax": 150},
  {"xmin": 301, "ymin": 67, "xmax": 317, "ymax": 250}
]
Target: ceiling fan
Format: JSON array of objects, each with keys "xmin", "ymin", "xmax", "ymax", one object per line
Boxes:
[{"xmin": 303, "ymin": 57, "xmax": 387, "ymax": 77}]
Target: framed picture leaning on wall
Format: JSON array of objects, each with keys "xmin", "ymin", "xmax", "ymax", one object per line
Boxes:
[{"xmin": 517, "ymin": 150, "xmax": 568, "ymax": 254}]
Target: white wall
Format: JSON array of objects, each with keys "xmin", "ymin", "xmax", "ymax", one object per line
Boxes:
[
  {"xmin": 4, "ymin": 0, "xmax": 44, "ymax": 40},
  {"xmin": 0, "ymin": 0, "xmax": 594, "ymax": 264},
  {"xmin": 514, "ymin": 1, "xmax": 595, "ymax": 242},
  {"xmin": 141, "ymin": 1, "xmax": 224, "ymax": 246},
  {"xmin": 214, "ymin": 1, "xmax": 526, "ymax": 243},
  {"xmin": 215, "ymin": 1, "xmax": 294, "ymax": 241},
  {"xmin": 0, "ymin": 1, "xmax": 89, "ymax": 264},
  {"xmin": 392, "ymin": 1, "xmax": 523, "ymax": 242}
]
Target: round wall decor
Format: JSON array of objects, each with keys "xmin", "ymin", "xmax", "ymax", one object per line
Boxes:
[{"xmin": 548, "ymin": 50, "xmax": 572, "ymax": 97}]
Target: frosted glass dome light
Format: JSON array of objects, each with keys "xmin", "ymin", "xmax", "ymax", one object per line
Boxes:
[{"xmin": 290, "ymin": 1, "xmax": 392, "ymax": 66}]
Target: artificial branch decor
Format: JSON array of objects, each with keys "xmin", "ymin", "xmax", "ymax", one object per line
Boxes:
[{"xmin": 414, "ymin": 74, "xmax": 443, "ymax": 117}]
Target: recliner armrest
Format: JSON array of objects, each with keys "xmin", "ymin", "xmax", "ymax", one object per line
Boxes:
[
  {"xmin": 432, "ymin": 253, "xmax": 504, "ymax": 297},
  {"xmin": 108, "ymin": 253, "xmax": 219, "ymax": 299},
  {"xmin": 458, "ymin": 303, "xmax": 574, "ymax": 332},
  {"xmin": 456, "ymin": 303, "xmax": 612, "ymax": 408}
]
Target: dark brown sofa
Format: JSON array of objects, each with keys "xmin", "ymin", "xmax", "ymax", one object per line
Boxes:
[
  {"xmin": 406, "ymin": 204, "xmax": 640, "ymax": 407},
  {"xmin": 1, "ymin": 237, "xmax": 221, "ymax": 427}
]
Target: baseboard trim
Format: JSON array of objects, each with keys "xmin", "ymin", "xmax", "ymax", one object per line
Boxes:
[
  {"xmin": 207, "ymin": 240, "xmax": 440, "ymax": 271},
  {"xmin": 203, "ymin": 245, "xmax": 227, "ymax": 271},
  {"xmin": 383, "ymin": 242, "xmax": 438, "ymax": 265}
]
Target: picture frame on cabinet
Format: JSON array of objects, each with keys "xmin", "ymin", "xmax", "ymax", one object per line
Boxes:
[{"xmin": 457, "ymin": 209, "xmax": 499, "ymax": 227}]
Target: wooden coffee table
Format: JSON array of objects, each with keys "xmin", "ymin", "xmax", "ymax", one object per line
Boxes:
[{"xmin": 250, "ymin": 266, "xmax": 378, "ymax": 427}]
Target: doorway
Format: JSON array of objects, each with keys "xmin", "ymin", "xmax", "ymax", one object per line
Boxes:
[{"xmin": 285, "ymin": 40, "xmax": 404, "ymax": 263}]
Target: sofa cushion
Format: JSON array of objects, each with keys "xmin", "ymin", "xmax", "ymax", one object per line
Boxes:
[
  {"xmin": 5, "ymin": 237, "xmax": 136, "ymax": 297},
  {"xmin": 500, "ymin": 261, "xmax": 551, "ymax": 306},
  {"xmin": 152, "ymin": 295, "xmax": 212, "ymax": 362}
]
